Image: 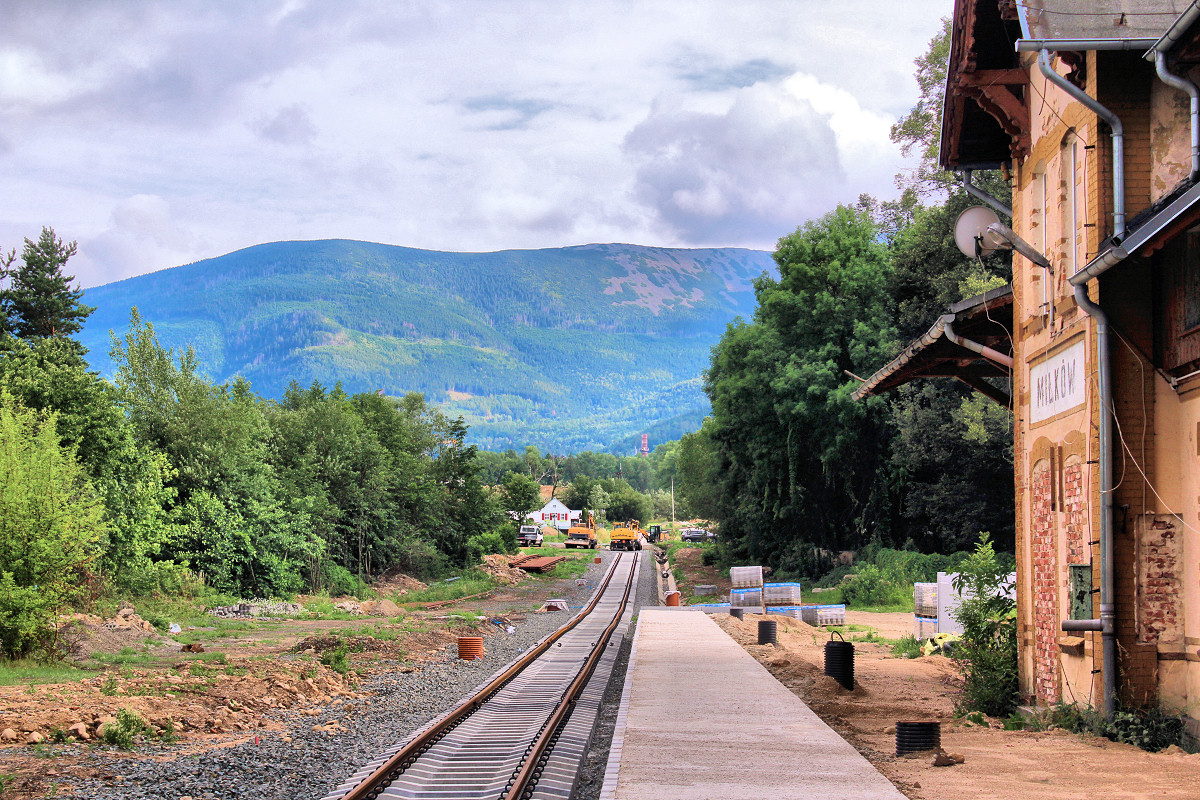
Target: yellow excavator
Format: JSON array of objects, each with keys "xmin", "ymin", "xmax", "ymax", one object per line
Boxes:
[
  {"xmin": 609, "ymin": 519, "xmax": 643, "ymax": 551},
  {"xmin": 565, "ymin": 512, "xmax": 598, "ymax": 549}
]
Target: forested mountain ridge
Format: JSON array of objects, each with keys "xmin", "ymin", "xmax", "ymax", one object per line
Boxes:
[{"xmin": 78, "ymin": 240, "xmax": 776, "ymax": 451}]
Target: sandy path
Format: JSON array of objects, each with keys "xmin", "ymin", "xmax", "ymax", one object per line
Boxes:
[{"xmin": 715, "ymin": 612, "xmax": 1200, "ymax": 800}]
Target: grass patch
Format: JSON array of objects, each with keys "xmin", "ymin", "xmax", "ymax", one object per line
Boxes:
[
  {"xmin": 172, "ymin": 618, "xmax": 265, "ymax": 643},
  {"xmin": 92, "ymin": 647, "xmax": 154, "ymax": 667},
  {"xmin": 539, "ymin": 557, "xmax": 589, "ymax": 580},
  {"xmin": 0, "ymin": 659, "xmax": 88, "ymax": 686},
  {"xmin": 801, "ymin": 587, "xmax": 844, "ymax": 604},
  {"xmin": 891, "ymin": 634, "xmax": 924, "ymax": 659},
  {"xmin": 399, "ymin": 571, "xmax": 499, "ymax": 605}
]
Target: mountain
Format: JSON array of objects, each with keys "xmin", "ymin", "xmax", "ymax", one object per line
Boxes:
[{"xmin": 79, "ymin": 240, "xmax": 776, "ymax": 452}]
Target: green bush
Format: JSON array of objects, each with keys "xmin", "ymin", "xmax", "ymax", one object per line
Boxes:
[
  {"xmin": 102, "ymin": 708, "xmax": 148, "ymax": 749},
  {"xmin": 0, "ymin": 396, "xmax": 105, "ymax": 658},
  {"xmin": 320, "ymin": 643, "xmax": 350, "ymax": 674},
  {"xmin": 951, "ymin": 534, "xmax": 1018, "ymax": 717},
  {"xmin": 891, "ymin": 635, "xmax": 923, "ymax": 659},
  {"xmin": 322, "ymin": 562, "xmax": 362, "ymax": 598},
  {"xmin": 838, "ymin": 565, "xmax": 909, "ymax": 608},
  {"xmin": 1050, "ymin": 702, "xmax": 1187, "ymax": 752},
  {"xmin": 465, "ymin": 532, "xmax": 508, "ymax": 565}
]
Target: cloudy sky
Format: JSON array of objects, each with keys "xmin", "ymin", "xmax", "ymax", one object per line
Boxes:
[{"xmin": 0, "ymin": 1, "xmax": 952, "ymax": 288}]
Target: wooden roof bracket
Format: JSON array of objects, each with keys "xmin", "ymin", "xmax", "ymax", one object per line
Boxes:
[{"xmin": 955, "ymin": 69, "xmax": 1031, "ymax": 159}]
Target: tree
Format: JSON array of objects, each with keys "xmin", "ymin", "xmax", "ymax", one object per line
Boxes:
[
  {"xmin": 890, "ymin": 17, "xmax": 954, "ymax": 196},
  {"xmin": 675, "ymin": 419, "xmax": 720, "ymax": 520},
  {"xmin": 562, "ymin": 475, "xmax": 596, "ymax": 512},
  {"xmin": 0, "ymin": 394, "xmax": 104, "ymax": 656},
  {"xmin": 497, "ymin": 471, "xmax": 541, "ymax": 525},
  {"xmin": 704, "ymin": 205, "xmax": 897, "ymax": 570},
  {"xmin": 3, "ymin": 228, "xmax": 94, "ymax": 342},
  {"xmin": 109, "ymin": 311, "xmax": 318, "ymax": 596}
]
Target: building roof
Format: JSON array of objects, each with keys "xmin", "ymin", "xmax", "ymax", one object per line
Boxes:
[
  {"xmin": 940, "ymin": 0, "xmax": 1189, "ymax": 170},
  {"xmin": 852, "ymin": 284, "xmax": 1014, "ymax": 405},
  {"xmin": 1021, "ymin": 0, "xmax": 1187, "ymax": 42},
  {"xmin": 1077, "ymin": 176, "xmax": 1200, "ymax": 277}
]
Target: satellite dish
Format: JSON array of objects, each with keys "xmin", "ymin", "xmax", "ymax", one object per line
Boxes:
[{"xmin": 954, "ymin": 206, "xmax": 1003, "ymax": 258}]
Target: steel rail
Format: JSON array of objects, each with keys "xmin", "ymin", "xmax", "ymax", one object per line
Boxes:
[
  {"xmin": 502, "ymin": 553, "xmax": 634, "ymax": 800},
  {"xmin": 335, "ymin": 553, "xmax": 631, "ymax": 800}
]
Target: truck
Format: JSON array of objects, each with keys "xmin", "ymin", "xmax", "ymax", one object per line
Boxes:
[
  {"xmin": 517, "ymin": 525, "xmax": 543, "ymax": 547},
  {"xmin": 564, "ymin": 513, "xmax": 598, "ymax": 549},
  {"xmin": 610, "ymin": 519, "xmax": 643, "ymax": 551}
]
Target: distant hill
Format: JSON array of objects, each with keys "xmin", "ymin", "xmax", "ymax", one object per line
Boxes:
[{"xmin": 79, "ymin": 240, "xmax": 776, "ymax": 452}]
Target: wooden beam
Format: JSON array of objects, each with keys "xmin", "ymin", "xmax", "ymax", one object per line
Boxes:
[
  {"xmin": 956, "ymin": 375, "xmax": 1012, "ymax": 407},
  {"xmin": 957, "ymin": 68, "xmax": 1028, "ymax": 87}
]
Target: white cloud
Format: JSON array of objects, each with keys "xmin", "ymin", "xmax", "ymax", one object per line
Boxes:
[{"xmin": 0, "ymin": 0, "xmax": 954, "ymax": 284}]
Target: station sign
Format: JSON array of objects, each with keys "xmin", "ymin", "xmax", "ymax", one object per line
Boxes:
[{"xmin": 1031, "ymin": 339, "xmax": 1086, "ymax": 423}]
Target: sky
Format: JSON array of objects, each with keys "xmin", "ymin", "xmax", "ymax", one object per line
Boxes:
[{"xmin": 0, "ymin": 0, "xmax": 953, "ymax": 288}]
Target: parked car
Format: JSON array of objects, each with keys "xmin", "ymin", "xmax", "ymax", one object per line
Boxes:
[
  {"xmin": 680, "ymin": 528, "xmax": 715, "ymax": 543},
  {"xmin": 517, "ymin": 525, "xmax": 543, "ymax": 547}
]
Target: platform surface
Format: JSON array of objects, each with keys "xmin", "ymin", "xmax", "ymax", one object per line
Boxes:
[{"xmin": 601, "ymin": 608, "xmax": 906, "ymax": 800}]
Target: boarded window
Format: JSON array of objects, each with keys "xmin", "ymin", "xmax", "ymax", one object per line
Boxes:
[{"xmin": 1068, "ymin": 564, "xmax": 1092, "ymax": 620}]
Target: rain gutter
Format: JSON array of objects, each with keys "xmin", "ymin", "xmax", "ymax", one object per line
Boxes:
[{"xmin": 1016, "ymin": 6, "xmax": 1124, "ymax": 719}]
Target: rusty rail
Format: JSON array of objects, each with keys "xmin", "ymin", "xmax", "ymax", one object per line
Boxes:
[{"xmin": 332, "ymin": 553, "xmax": 632, "ymax": 800}]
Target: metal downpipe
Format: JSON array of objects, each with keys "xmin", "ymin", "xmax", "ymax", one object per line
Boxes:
[
  {"xmin": 1154, "ymin": 51, "xmax": 1200, "ymax": 180},
  {"xmin": 962, "ymin": 170, "xmax": 1013, "ymax": 218},
  {"xmin": 1038, "ymin": 49, "xmax": 1127, "ymax": 236},
  {"xmin": 943, "ymin": 321, "xmax": 1014, "ymax": 369},
  {"xmin": 1072, "ymin": 283, "xmax": 1117, "ymax": 719}
]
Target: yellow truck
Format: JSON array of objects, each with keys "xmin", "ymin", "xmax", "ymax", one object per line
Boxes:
[
  {"xmin": 565, "ymin": 513, "xmax": 598, "ymax": 549},
  {"xmin": 609, "ymin": 519, "xmax": 643, "ymax": 551}
]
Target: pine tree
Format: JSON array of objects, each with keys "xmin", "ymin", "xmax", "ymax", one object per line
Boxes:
[{"xmin": 5, "ymin": 227, "xmax": 94, "ymax": 341}]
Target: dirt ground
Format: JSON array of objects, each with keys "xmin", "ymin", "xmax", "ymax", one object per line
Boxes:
[
  {"xmin": 0, "ymin": 557, "xmax": 589, "ymax": 800},
  {"xmin": 715, "ymin": 611, "xmax": 1200, "ymax": 799}
]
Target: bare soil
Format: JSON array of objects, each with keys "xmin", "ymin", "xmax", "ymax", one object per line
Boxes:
[
  {"xmin": 715, "ymin": 611, "xmax": 1200, "ymax": 799},
  {"xmin": 0, "ymin": 558, "xmax": 588, "ymax": 799}
]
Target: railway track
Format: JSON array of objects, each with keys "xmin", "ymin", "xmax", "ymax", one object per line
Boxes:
[{"xmin": 321, "ymin": 551, "xmax": 640, "ymax": 800}]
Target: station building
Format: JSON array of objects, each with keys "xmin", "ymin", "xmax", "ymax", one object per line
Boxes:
[{"xmin": 856, "ymin": 0, "xmax": 1200, "ymax": 733}]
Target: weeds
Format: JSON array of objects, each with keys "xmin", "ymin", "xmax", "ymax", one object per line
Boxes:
[
  {"xmin": 890, "ymin": 635, "xmax": 923, "ymax": 659},
  {"xmin": 951, "ymin": 535, "xmax": 1018, "ymax": 718},
  {"xmin": 320, "ymin": 643, "xmax": 350, "ymax": 674},
  {"xmin": 1048, "ymin": 703, "xmax": 1188, "ymax": 752},
  {"xmin": 102, "ymin": 708, "xmax": 149, "ymax": 749},
  {"xmin": 100, "ymin": 675, "xmax": 119, "ymax": 696}
]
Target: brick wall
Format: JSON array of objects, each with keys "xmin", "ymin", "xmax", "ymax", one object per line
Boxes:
[
  {"xmin": 1137, "ymin": 516, "xmax": 1181, "ymax": 645},
  {"xmin": 1063, "ymin": 460, "xmax": 1086, "ymax": 563},
  {"xmin": 1031, "ymin": 459, "xmax": 1059, "ymax": 704}
]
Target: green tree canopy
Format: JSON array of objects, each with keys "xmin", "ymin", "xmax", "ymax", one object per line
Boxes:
[
  {"xmin": 0, "ymin": 394, "xmax": 105, "ymax": 656},
  {"xmin": 2, "ymin": 228, "xmax": 94, "ymax": 342},
  {"xmin": 705, "ymin": 205, "xmax": 898, "ymax": 568}
]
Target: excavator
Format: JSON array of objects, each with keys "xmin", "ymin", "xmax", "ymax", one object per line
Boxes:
[
  {"xmin": 609, "ymin": 519, "xmax": 644, "ymax": 551},
  {"xmin": 565, "ymin": 512, "xmax": 598, "ymax": 549}
]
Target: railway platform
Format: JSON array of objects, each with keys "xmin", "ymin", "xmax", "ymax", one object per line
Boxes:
[{"xmin": 600, "ymin": 608, "xmax": 906, "ymax": 800}]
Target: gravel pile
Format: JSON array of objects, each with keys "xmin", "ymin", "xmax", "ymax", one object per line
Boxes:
[{"xmin": 64, "ymin": 553, "xmax": 637, "ymax": 800}]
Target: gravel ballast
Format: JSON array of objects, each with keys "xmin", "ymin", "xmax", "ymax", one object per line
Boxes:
[{"xmin": 62, "ymin": 550, "xmax": 655, "ymax": 800}]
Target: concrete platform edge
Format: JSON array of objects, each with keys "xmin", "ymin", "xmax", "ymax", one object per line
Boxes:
[{"xmin": 597, "ymin": 605, "xmax": 642, "ymax": 800}]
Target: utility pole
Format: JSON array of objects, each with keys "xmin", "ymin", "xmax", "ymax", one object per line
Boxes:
[{"xmin": 670, "ymin": 476, "xmax": 676, "ymax": 538}]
